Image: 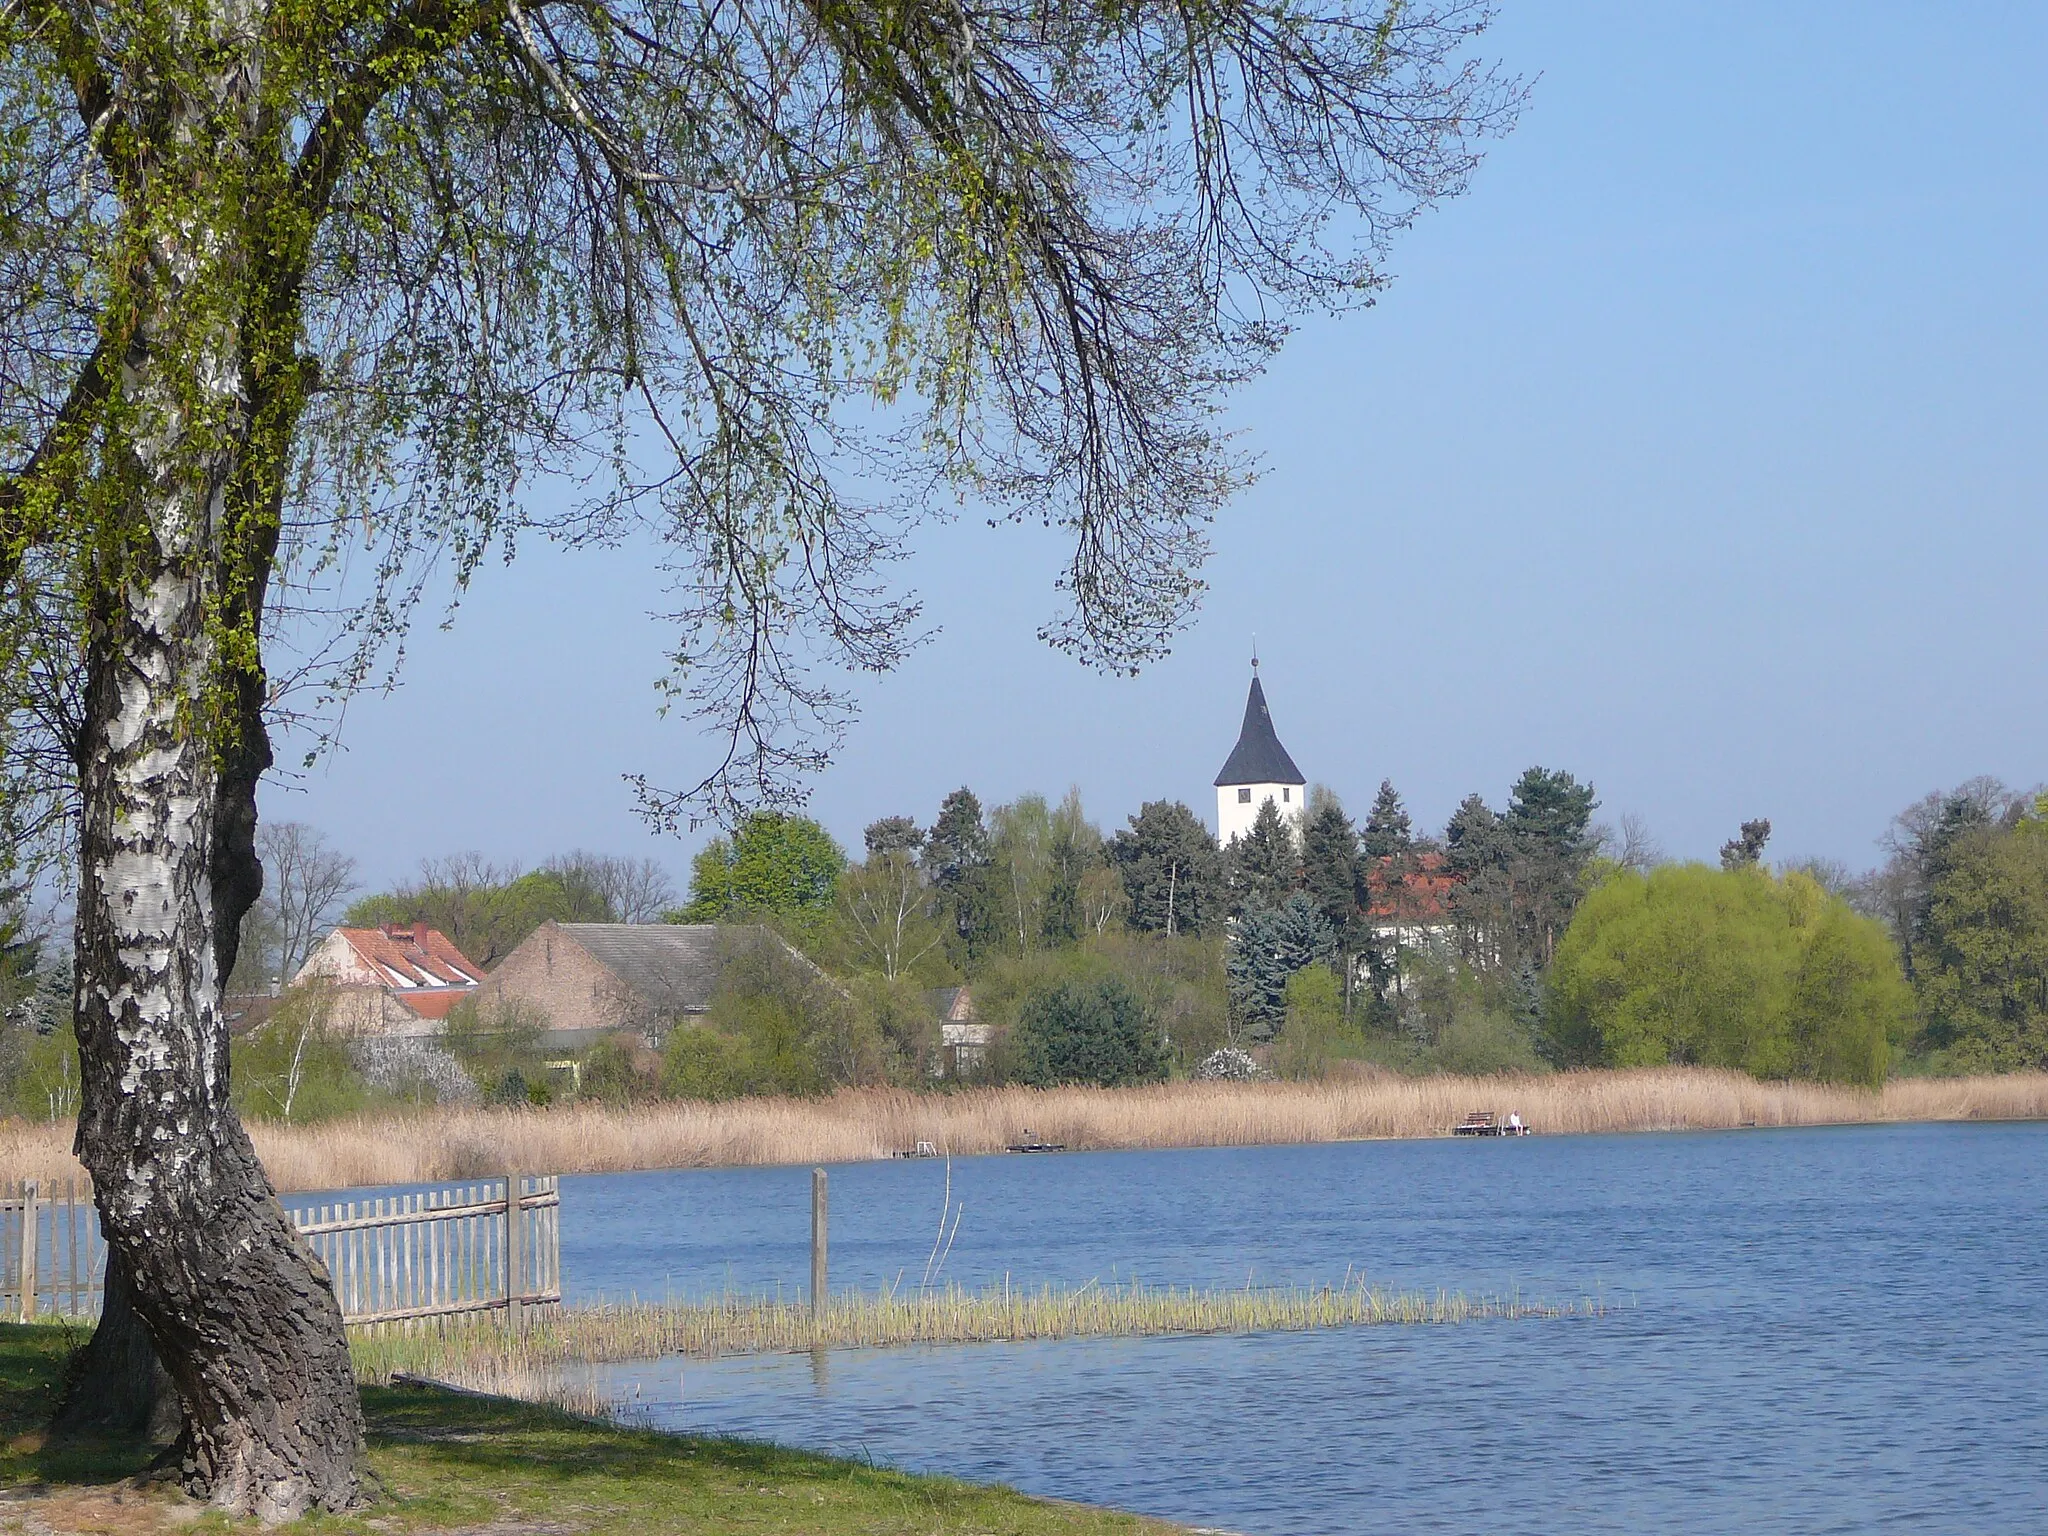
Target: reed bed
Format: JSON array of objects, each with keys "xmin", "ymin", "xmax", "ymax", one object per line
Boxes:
[
  {"xmin": 7, "ymin": 1068, "xmax": 2047, "ymax": 1190},
  {"xmin": 350, "ymin": 1280, "xmax": 1592, "ymax": 1390}
]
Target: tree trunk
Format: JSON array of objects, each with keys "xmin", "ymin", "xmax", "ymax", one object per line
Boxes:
[
  {"xmin": 65, "ymin": 32, "xmax": 364, "ymax": 1509},
  {"xmin": 49, "ymin": 1255, "xmax": 184, "ymax": 1446},
  {"xmin": 71, "ymin": 463, "xmax": 363, "ymax": 1515}
]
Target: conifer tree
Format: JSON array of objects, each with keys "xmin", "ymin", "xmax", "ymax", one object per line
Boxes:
[
  {"xmin": 1226, "ymin": 893, "xmax": 1338, "ymax": 1040},
  {"xmin": 1111, "ymin": 801, "xmax": 1224, "ymax": 937},
  {"xmin": 925, "ymin": 788, "xmax": 1001, "ymax": 959},
  {"xmin": 1362, "ymin": 779, "xmax": 1415, "ymax": 859},
  {"xmin": 1358, "ymin": 779, "xmax": 1417, "ymax": 1008},
  {"xmin": 1225, "ymin": 798, "xmax": 1300, "ymax": 915}
]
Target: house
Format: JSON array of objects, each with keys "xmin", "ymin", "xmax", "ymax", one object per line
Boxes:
[
  {"xmin": 1214, "ymin": 658, "xmax": 1307, "ymax": 844},
  {"xmin": 927, "ymin": 985, "xmax": 992, "ymax": 1076},
  {"xmin": 1365, "ymin": 851, "xmax": 1461, "ymax": 985},
  {"xmin": 474, "ymin": 921, "xmax": 833, "ymax": 1049},
  {"xmin": 290, "ymin": 924, "xmax": 485, "ymax": 1037}
]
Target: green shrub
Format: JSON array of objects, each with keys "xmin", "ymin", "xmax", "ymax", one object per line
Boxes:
[
  {"xmin": 578, "ymin": 1038, "xmax": 651, "ymax": 1105},
  {"xmin": 1273, "ymin": 965, "xmax": 1345, "ymax": 1079},
  {"xmin": 1433, "ymin": 1005, "xmax": 1548, "ymax": 1076},
  {"xmin": 1012, "ymin": 978, "xmax": 1168, "ymax": 1088},
  {"xmin": 230, "ymin": 989, "xmax": 376, "ymax": 1123},
  {"xmin": 660, "ymin": 1025, "xmax": 750, "ymax": 1100}
]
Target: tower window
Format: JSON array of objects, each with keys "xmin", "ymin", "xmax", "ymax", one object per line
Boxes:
[
  {"xmin": 1237, "ymin": 787, "xmax": 1252, "ymax": 804},
  {"xmin": 1282, "ymin": 787, "xmax": 1291, "ymax": 803}
]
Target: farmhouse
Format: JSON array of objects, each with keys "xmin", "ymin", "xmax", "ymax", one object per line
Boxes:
[
  {"xmin": 289, "ymin": 924, "xmax": 484, "ymax": 1037},
  {"xmin": 469, "ymin": 921, "xmax": 728, "ymax": 1049}
]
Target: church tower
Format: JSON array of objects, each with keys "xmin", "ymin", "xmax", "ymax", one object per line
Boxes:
[{"xmin": 1214, "ymin": 659, "xmax": 1307, "ymax": 844}]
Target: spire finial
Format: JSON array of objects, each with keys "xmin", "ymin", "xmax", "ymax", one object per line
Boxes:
[{"xmin": 1252, "ymin": 635, "xmax": 1259, "ymax": 671}]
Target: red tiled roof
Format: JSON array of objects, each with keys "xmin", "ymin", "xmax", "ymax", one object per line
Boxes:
[
  {"xmin": 332, "ymin": 926, "xmax": 484, "ymax": 989},
  {"xmin": 391, "ymin": 988, "xmax": 473, "ymax": 1021},
  {"xmin": 1365, "ymin": 851, "xmax": 1457, "ymax": 924}
]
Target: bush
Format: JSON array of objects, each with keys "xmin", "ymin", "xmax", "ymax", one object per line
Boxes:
[
  {"xmin": 579, "ymin": 1037, "xmax": 652, "ymax": 1105},
  {"xmin": 445, "ymin": 995, "xmax": 556, "ymax": 1100},
  {"xmin": 659, "ymin": 1025, "xmax": 750, "ymax": 1100},
  {"xmin": 1012, "ymin": 978, "xmax": 1168, "ymax": 1088},
  {"xmin": 1272, "ymin": 965, "xmax": 1345, "ymax": 1079},
  {"xmin": 1433, "ymin": 1005, "xmax": 1548, "ymax": 1076}
]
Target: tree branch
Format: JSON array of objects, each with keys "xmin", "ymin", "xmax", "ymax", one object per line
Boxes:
[
  {"xmin": 20, "ymin": 0, "xmax": 114, "ymax": 135},
  {"xmin": 0, "ymin": 337, "xmax": 113, "ymax": 583},
  {"xmin": 291, "ymin": 0, "xmax": 490, "ymax": 221}
]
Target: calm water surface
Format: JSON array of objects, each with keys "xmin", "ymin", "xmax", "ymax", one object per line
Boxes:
[{"xmin": 546, "ymin": 1123, "xmax": 2045, "ymax": 1533}]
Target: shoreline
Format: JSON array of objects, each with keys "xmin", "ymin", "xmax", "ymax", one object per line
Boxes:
[{"xmin": 6, "ymin": 1067, "xmax": 2046, "ymax": 1191}]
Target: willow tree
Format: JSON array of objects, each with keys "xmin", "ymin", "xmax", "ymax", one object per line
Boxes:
[{"xmin": 0, "ymin": 0, "xmax": 1516, "ymax": 1516}]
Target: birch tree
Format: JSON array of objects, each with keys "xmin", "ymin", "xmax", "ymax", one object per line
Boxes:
[{"xmin": 1, "ymin": 0, "xmax": 1517, "ymax": 1515}]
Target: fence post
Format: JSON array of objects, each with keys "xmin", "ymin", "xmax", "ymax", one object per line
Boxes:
[
  {"xmin": 19, "ymin": 1181, "xmax": 39, "ymax": 1323},
  {"xmin": 810, "ymin": 1167, "xmax": 827, "ymax": 1319},
  {"xmin": 503, "ymin": 1172, "xmax": 524, "ymax": 1329}
]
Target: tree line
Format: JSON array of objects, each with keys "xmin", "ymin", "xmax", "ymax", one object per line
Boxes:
[{"xmin": 8, "ymin": 773, "xmax": 2044, "ymax": 1136}]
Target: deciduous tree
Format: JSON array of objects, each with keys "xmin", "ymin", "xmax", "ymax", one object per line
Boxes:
[
  {"xmin": 2, "ymin": 0, "xmax": 1517, "ymax": 1508},
  {"xmin": 1915, "ymin": 810, "xmax": 2048, "ymax": 1070},
  {"xmin": 680, "ymin": 813, "xmax": 845, "ymax": 920},
  {"xmin": 1544, "ymin": 863, "xmax": 1901, "ymax": 1086}
]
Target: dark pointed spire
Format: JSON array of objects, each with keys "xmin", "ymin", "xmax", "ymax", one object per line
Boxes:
[{"xmin": 1214, "ymin": 670, "xmax": 1305, "ymax": 787}]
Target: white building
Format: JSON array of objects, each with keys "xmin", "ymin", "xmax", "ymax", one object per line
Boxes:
[{"xmin": 1214, "ymin": 662, "xmax": 1307, "ymax": 844}]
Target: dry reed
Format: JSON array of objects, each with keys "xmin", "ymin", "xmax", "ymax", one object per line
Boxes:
[
  {"xmin": 350, "ymin": 1280, "xmax": 1590, "ymax": 1391},
  {"xmin": 6, "ymin": 1068, "xmax": 2046, "ymax": 1191}
]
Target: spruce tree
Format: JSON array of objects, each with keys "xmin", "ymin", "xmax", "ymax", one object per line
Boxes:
[
  {"xmin": 1225, "ymin": 798, "xmax": 1300, "ymax": 915},
  {"xmin": 1301, "ymin": 796, "xmax": 1361, "ymax": 936},
  {"xmin": 1357, "ymin": 779, "xmax": 1415, "ymax": 1008},
  {"xmin": 1361, "ymin": 779, "xmax": 1414, "ymax": 859},
  {"xmin": 1505, "ymin": 766, "xmax": 1600, "ymax": 968},
  {"xmin": 1226, "ymin": 893, "xmax": 1338, "ymax": 1040},
  {"xmin": 924, "ymin": 788, "xmax": 1000, "ymax": 959}
]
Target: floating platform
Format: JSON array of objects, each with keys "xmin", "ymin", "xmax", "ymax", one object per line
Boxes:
[
  {"xmin": 1006, "ymin": 1141, "xmax": 1066, "ymax": 1154},
  {"xmin": 1452, "ymin": 1111, "xmax": 1532, "ymax": 1137}
]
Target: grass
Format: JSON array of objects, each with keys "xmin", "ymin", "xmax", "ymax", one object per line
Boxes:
[
  {"xmin": 348, "ymin": 1279, "xmax": 1593, "ymax": 1393},
  {"xmin": 8, "ymin": 1067, "xmax": 2047, "ymax": 1189},
  {"xmin": 0, "ymin": 1323, "xmax": 1187, "ymax": 1535}
]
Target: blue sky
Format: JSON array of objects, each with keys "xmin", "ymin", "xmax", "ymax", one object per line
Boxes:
[{"xmin": 273, "ymin": 1, "xmax": 2048, "ymax": 896}]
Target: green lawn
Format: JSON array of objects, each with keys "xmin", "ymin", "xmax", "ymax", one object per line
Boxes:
[{"xmin": 0, "ymin": 1324, "xmax": 1187, "ymax": 1536}]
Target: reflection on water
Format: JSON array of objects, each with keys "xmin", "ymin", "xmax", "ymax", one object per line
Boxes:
[{"xmin": 557, "ymin": 1123, "xmax": 2047, "ymax": 1535}]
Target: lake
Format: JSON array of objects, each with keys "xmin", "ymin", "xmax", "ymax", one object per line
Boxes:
[{"xmin": 552, "ymin": 1122, "xmax": 2046, "ymax": 1534}]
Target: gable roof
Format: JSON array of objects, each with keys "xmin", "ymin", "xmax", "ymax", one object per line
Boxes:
[
  {"xmin": 1214, "ymin": 673, "xmax": 1306, "ymax": 787},
  {"xmin": 552, "ymin": 922, "xmax": 728, "ymax": 1014},
  {"xmin": 301, "ymin": 925, "xmax": 484, "ymax": 990}
]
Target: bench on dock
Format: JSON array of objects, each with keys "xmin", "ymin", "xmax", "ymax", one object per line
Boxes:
[{"xmin": 1452, "ymin": 1110, "xmax": 1531, "ymax": 1137}]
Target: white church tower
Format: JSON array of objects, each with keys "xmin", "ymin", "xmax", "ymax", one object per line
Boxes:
[{"xmin": 1214, "ymin": 658, "xmax": 1307, "ymax": 844}]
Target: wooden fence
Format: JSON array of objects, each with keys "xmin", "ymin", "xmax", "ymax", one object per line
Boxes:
[
  {"xmin": 289, "ymin": 1175, "xmax": 562, "ymax": 1327},
  {"xmin": 1, "ymin": 1178, "xmax": 105, "ymax": 1322},
  {"xmin": 3, "ymin": 1174, "xmax": 560, "ymax": 1329}
]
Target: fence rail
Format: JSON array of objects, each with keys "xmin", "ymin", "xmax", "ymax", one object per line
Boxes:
[
  {"xmin": 291, "ymin": 1175, "xmax": 561, "ymax": 1327},
  {"xmin": 4, "ymin": 1174, "xmax": 561, "ymax": 1329},
  {"xmin": 1, "ymin": 1178, "xmax": 106, "ymax": 1321}
]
